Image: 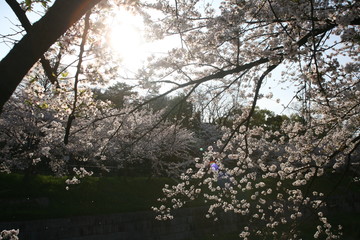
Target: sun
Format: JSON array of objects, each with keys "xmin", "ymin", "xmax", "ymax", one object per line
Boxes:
[
  {"xmin": 105, "ymin": 8, "xmax": 180, "ymax": 71},
  {"xmin": 107, "ymin": 9, "xmax": 145, "ymax": 68}
]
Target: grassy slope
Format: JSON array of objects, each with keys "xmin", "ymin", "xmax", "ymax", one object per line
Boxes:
[{"xmin": 0, "ymin": 174, "xmax": 175, "ymax": 221}]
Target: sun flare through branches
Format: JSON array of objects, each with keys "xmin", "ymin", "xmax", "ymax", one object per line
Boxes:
[{"xmin": 106, "ymin": 8, "xmax": 146, "ymax": 68}]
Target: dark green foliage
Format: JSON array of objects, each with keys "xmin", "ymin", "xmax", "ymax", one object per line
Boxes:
[
  {"xmin": 217, "ymin": 107, "xmax": 298, "ymax": 132},
  {"xmin": 93, "ymin": 84, "xmax": 198, "ymax": 130},
  {"xmin": 0, "ymin": 173, "xmax": 174, "ymax": 221},
  {"xmin": 92, "ymin": 82, "xmax": 137, "ymax": 108},
  {"xmin": 147, "ymin": 94, "xmax": 197, "ymax": 129}
]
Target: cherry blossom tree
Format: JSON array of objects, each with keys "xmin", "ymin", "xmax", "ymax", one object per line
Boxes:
[
  {"xmin": 0, "ymin": 77, "xmax": 195, "ymax": 178},
  {"xmin": 143, "ymin": 0, "xmax": 360, "ymax": 239}
]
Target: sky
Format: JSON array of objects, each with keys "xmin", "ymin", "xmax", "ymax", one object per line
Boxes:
[
  {"xmin": 0, "ymin": 1, "xmax": 20, "ymax": 58},
  {"xmin": 0, "ymin": 1, "xmax": 46, "ymax": 57},
  {"xmin": 0, "ymin": 0, "xmax": 297, "ymax": 115}
]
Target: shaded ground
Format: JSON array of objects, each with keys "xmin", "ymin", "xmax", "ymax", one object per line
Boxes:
[{"xmin": 0, "ymin": 173, "xmax": 359, "ymax": 239}]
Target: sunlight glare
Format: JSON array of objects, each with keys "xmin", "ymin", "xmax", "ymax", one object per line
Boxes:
[{"xmin": 107, "ymin": 9, "xmax": 145, "ymax": 68}]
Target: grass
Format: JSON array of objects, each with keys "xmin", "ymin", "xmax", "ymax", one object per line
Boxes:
[{"xmin": 0, "ymin": 173, "xmax": 175, "ymax": 221}]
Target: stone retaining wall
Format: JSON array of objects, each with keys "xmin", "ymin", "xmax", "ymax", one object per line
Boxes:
[{"xmin": 2, "ymin": 193, "xmax": 359, "ymax": 239}]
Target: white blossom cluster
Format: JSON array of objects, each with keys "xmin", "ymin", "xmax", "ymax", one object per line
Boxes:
[
  {"xmin": 153, "ymin": 115, "xmax": 352, "ymax": 238},
  {"xmin": 0, "ymin": 229, "xmax": 19, "ymax": 240}
]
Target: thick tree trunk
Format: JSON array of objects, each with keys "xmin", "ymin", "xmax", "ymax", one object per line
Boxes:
[{"xmin": 0, "ymin": 0, "xmax": 102, "ymax": 112}]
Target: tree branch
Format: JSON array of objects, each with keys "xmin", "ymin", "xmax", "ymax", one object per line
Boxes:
[
  {"xmin": 64, "ymin": 11, "xmax": 91, "ymax": 145},
  {"xmin": 0, "ymin": 0, "xmax": 102, "ymax": 113},
  {"xmin": 220, "ymin": 63, "xmax": 280, "ymax": 153}
]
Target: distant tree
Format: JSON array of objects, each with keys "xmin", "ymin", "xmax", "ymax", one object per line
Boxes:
[
  {"xmin": 93, "ymin": 84, "xmax": 197, "ymax": 129},
  {"xmin": 250, "ymin": 108, "xmax": 284, "ymax": 131},
  {"xmin": 147, "ymin": 94, "xmax": 196, "ymax": 129},
  {"xmin": 93, "ymin": 82, "xmax": 138, "ymax": 108},
  {"xmin": 217, "ymin": 107, "xmax": 297, "ymax": 132}
]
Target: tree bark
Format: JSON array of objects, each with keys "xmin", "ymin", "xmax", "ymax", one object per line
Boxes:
[
  {"xmin": 0, "ymin": 0, "xmax": 102, "ymax": 112},
  {"xmin": 6, "ymin": 0, "xmax": 60, "ymax": 87}
]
